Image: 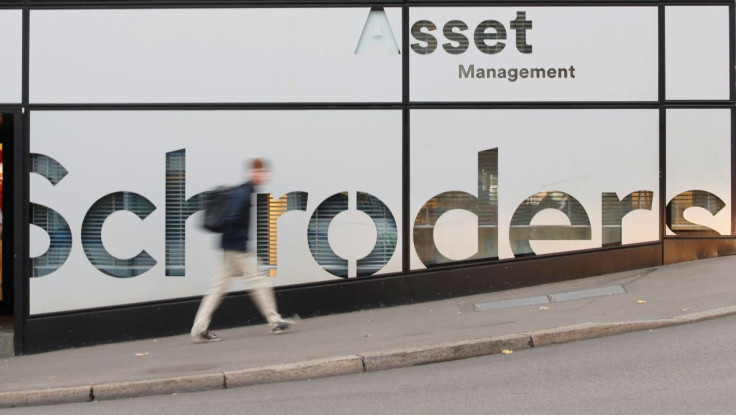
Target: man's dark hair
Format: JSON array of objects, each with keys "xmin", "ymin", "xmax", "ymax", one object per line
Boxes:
[{"xmin": 251, "ymin": 158, "xmax": 265, "ymax": 170}]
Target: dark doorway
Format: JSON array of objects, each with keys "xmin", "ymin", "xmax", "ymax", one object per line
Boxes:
[{"xmin": 0, "ymin": 113, "xmax": 11, "ymax": 316}]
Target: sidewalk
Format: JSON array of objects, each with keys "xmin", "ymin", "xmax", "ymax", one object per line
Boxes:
[{"xmin": 1, "ymin": 255, "xmax": 736, "ymax": 408}]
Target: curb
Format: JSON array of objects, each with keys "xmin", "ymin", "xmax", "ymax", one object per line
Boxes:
[
  {"xmin": 224, "ymin": 355, "xmax": 365, "ymax": 388},
  {"xmin": 361, "ymin": 334, "xmax": 531, "ymax": 372},
  {"xmin": 675, "ymin": 305, "xmax": 736, "ymax": 323},
  {"xmin": 2, "ymin": 306, "xmax": 735, "ymax": 409},
  {"xmin": 0, "ymin": 385, "xmax": 92, "ymax": 408},
  {"xmin": 523, "ymin": 305, "xmax": 736, "ymax": 348},
  {"xmin": 524, "ymin": 320, "xmax": 683, "ymax": 347},
  {"xmin": 93, "ymin": 372, "xmax": 225, "ymax": 401}
]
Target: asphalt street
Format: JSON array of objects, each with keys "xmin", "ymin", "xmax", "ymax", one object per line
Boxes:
[
  {"xmin": 7, "ymin": 314, "xmax": 736, "ymax": 415},
  {"xmin": 2, "ymin": 255, "xmax": 736, "ymax": 409}
]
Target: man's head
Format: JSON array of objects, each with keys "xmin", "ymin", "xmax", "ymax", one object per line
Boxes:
[{"xmin": 249, "ymin": 158, "xmax": 270, "ymax": 185}]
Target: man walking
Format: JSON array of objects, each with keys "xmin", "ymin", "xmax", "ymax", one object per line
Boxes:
[{"xmin": 191, "ymin": 158, "xmax": 296, "ymax": 342}]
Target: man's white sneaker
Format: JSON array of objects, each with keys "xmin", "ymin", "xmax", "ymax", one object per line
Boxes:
[
  {"xmin": 192, "ymin": 331, "xmax": 222, "ymax": 343},
  {"xmin": 271, "ymin": 314, "xmax": 300, "ymax": 334}
]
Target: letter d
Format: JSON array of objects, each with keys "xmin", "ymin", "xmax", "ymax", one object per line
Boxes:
[{"xmin": 413, "ymin": 149, "xmax": 498, "ymax": 266}]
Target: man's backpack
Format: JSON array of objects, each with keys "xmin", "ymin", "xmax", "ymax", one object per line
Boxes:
[{"xmin": 202, "ymin": 186, "xmax": 234, "ymax": 233}]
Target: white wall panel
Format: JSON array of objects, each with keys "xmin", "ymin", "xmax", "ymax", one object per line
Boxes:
[
  {"xmin": 410, "ymin": 7, "xmax": 658, "ymax": 102},
  {"xmin": 0, "ymin": 10, "xmax": 22, "ymax": 103},
  {"xmin": 30, "ymin": 8, "xmax": 402, "ymax": 104},
  {"xmin": 666, "ymin": 6, "xmax": 730, "ymax": 100}
]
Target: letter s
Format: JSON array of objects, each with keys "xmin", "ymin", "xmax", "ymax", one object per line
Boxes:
[
  {"xmin": 30, "ymin": 154, "xmax": 72, "ymax": 277},
  {"xmin": 411, "ymin": 20, "xmax": 438, "ymax": 55}
]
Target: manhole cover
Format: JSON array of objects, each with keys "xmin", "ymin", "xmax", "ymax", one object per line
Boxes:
[{"xmin": 146, "ymin": 364, "xmax": 217, "ymax": 374}]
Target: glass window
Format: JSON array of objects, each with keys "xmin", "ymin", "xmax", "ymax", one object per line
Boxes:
[{"xmin": 666, "ymin": 109, "xmax": 731, "ymax": 236}]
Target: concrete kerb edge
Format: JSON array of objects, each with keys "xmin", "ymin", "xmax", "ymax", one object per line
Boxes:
[
  {"xmin": 360, "ymin": 334, "xmax": 533, "ymax": 372},
  {"xmin": 523, "ymin": 319, "xmax": 684, "ymax": 347},
  {"xmin": 522, "ymin": 305, "xmax": 736, "ymax": 348},
  {"xmin": 0, "ymin": 385, "xmax": 92, "ymax": 409},
  {"xmin": 3, "ymin": 305, "xmax": 736, "ymax": 409},
  {"xmin": 224, "ymin": 355, "xmax": 365, "ymax": 388},
  {"xmin": 92, "ymin": 372, "xmax": 226, "ymax": 401},
  {"xmin": 675, "ymin": 305, "xmax": 736, "ymax": 323}
]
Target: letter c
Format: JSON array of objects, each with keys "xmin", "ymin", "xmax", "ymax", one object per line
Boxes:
[{"xmin": 81, "ymin": 192, "xmax": 157, "ymax": 278}]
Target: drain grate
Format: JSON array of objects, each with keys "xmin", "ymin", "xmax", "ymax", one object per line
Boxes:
[{"xmin": 474, "ymin": 285, "xmax": 626, "ymax": 312}]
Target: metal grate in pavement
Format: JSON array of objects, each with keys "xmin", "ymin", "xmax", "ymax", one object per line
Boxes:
[{"xmin": 474, "ymin": 285, "xmax": 626, "ymax": 312}]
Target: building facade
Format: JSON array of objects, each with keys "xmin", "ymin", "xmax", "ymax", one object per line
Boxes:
[{"xmin": 0, "ymin": 0, "xmax": 733, "ymax": 354}]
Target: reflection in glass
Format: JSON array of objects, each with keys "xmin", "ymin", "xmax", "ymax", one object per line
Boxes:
[
  {"xmin": 31, "ymin": 153, "xmax": 68, "ymax": 185},
  {"xmin": 602, "ymin": 191, "xmax": 653, "ymax": 246},
  {"xmin": 257, "ymin": 192, "xmax": 308, "ymax": 277},
  {"xmin": 303, "ymin": 191, "xmax": 397, "ymax": 278},
  {"xmin": 414, "ymin": 148, "xmax": 498, "ymax": 266},
  {"xmin": 81, "ymin": 192, "xmax": 157, "ymax": 278},
  {"xmin": 356, "ymin": 191, "xmax": 397, "ymax": 277},
  {"xmin": 30, "ymin": 153, "xmax": 72, "ymax": 277},
  {"xmin": 666, "ymin": 190, "xmax": 726, "ymax": 235},
  {"xmin": 308, "ymin": 192, "xmax": 349, "ymax": 278},
  {"xmin": 165, "ymin": 149, "xmax": 205, "ymax": 276},
  {"xmin": 509, "ymin": 191, "xmax": 591, "ymax": 257},
  {"xmin": 31, "ymin": 204, "xmax": 72, "ymax": 277}
]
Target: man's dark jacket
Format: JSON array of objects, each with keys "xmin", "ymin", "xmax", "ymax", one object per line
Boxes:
[{"xmin": 220, "ymin": 181, "xmax": 254, "ymax": 252}]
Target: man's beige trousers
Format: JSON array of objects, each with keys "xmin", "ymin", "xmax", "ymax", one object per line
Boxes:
[{"xmin": 191, "ymin": 251, "xmax": 281, "ymax": 336}]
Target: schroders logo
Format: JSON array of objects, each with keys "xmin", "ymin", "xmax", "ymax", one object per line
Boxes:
[{"xmin": 30, "ymin": 149, "xmax": 727, "ymax": 280}]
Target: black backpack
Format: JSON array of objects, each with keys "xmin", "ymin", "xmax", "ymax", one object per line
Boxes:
[{"xmin": 202, "ymin": 186, "xmax": 234, "ymax": 233}]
